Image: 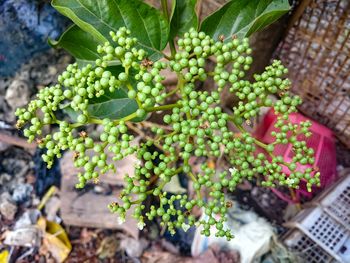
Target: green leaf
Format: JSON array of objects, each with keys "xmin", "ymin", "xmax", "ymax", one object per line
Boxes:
[
  {"xmin": 200, "ymin": 0, "xmax": 290, "ymax": 41},
  {"xmin": 63, "ymin": 106, "xmax": 79, "ymax": 122},
  {"xmin": 87, "ymin": 88, "xmax": 139, "ymax": 120},
  {"xmin": 51, "ymin": 0, "xmax": 169, "ymax": 59},
  {"xmin": 170, "ymin": 0, "xmax": 198, "ymax": 39},
  {"xmin": 48, "ymin": 25, "xmax": 102, "ymax": 66},
  {"xmin": 62, "ymin": 67, "xmax": 144, "ymax": 122},
  {"xmin": 86, "ymin": 66, "xmax": 145, "ymax": 121},
  {"xmin": 63, "ymin": 88, "xmax": 140, "ymax": 122}
]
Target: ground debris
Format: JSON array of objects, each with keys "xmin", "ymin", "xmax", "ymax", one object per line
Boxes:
[
  {"xmin": 59, "ymin": 151, "xmax": 139, "ymax": 239},
  {"xmin": 14, "ymin": 209, "xmax": 41, "ymax": 229},
  {"xmin": 120, "ymin": 236, "xmax": 148, "ymax": 258},
  {"xmin": 4, "ymin": 226, "xmax": 41, "ymax": 247},
  {"xmin": 5, "ymin": 79, "xmax": 31, "ymax": 109},
  {"xmin": 142, "ymin": 246, "xmax": 239, "ymax": 263},
  {"xmin": 12, "ymin": 183, "xmax": 33, "ymax": 204},
  {"xmin": 96, "ymin": 235, "xmax": 120, "ymax": 259},
  {"xmin": 0, "ymin": 198, "xmax": 17, "ymax": 221}
]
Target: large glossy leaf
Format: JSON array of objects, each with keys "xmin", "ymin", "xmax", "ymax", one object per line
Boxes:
[
  {"xmin": 48, "ymin": 25, "xmax": 101, "ymax": 66},
  {"xmin": 170, "ymin": 0, "xmax": 198, "ymax": 39},
  {"xmin": 51, "ymin": 0, "xmax": 169, "ymax": 60},
  {"xmin": 63, "ymin": 106, "xmax": 79, "ymax": 122},
  {"xmin": 63, "ymin": 90, "xmax": 139, "ymax": 121},
  {"xmin": 88, "ymin": 66, "xmax": 145, "ymax": 121},
  {"xmin": 63, "ymin": 66, "xmax": 144, "ymax": 122},
  {"xmin": 200, "ymin": 0, "xmax": 290, "ymax": 41},
  {"xmin": 87, "ymin": 88, "xmax": 139, "ymax": 120},
  {"xmin": 64, "ymin": 88, "xmax": 142, "ymax": 121}
]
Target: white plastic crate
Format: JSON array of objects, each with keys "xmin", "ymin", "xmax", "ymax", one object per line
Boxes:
[
  {"xmin": 284, "ymin": 230, "xmax": 334, "ymax": 263},
  {"xmin": 317, "ymin": 175, "xmax": 350, "ymax": 231},
  {"xmin": 283, "ymin": 173, "xmax": 350, "ymax": 263}
]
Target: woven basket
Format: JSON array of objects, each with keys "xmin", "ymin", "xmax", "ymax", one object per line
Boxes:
[{"xmin": 275, "ymin": 0, "xmax": 350, "ymax": 148}]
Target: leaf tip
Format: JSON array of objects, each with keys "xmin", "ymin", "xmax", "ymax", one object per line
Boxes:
[{"xmin": 47, "ymin": 37, "xmax": 59, "ymax": 48}]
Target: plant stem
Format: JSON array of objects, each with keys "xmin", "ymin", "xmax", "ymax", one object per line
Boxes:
[
  {"xmin": 59, "ymin": 102, "xmax": 70, "ymax": 110},
  {"xmin": 253, "ymin": 138, "xmax": 268, "ymax": 149},
  {"xmin": 169, "ymin": 40, "xmax": 176, "ymax": 57},
  {"xmin": 189, "ymin": 171, "xmax": 201, "ymax": 199},
  {"xmin": 144, "ymin": 166, "xmax": 184, "ymax": 195},
  {"xmin": 88, "ymin": 111, "xmax": 138, "ymax": 125},
  {"xmin": 70, "ymin": 123, "xmax": 83, "ymax": 128},
  {"xmin": 188, "ymin": 171, "xmax": 197, "ymax": 183},
  {"xmin": 126, "ymin": 123, "xmax": 165, "ymax": 152},
  {"xmin": 165, "ymin": 86, "xmax": 180, "ymax": 98},
  {"xmin": 145, "ymin": 103, "xmax": 180, "ymax": 112},
  {"xmin": 227, "ymin": 115, "xmax": 269, "ymax": 149},
  {"xmin": 176, "ymin": 73, "xmax": 191, "ymax": 119},
  {"xmin": 69, "ymin": 103, "xmax": 178, "ymax": 130},
  {"xmin": 121, "ymin": 112, "xmax": 138, "ymax": 122},
  {"xmin": 141, "ymin": 121, "xmax": 173, "ymax": 130},
  {"xmin": 207, "ymin": 71, "xmax": 215, "ymax": 77},
  {"xmin": 126, "ymin": 82, "xmax": 142, "ymax": 108}
]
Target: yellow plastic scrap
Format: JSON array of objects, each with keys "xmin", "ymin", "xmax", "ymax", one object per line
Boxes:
[
  {"xmin": 37, "ymin": 217, "xmax": 72, "ymax": 263},
  {"xmin": 0, "ymin": 250, "xmax": 9, "ymax": 263},
  {"xmin": 37, "ymin": 186, "xmax": 58, "ymax": 211}
]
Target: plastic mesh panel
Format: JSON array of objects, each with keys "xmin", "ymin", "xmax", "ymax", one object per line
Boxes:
[
  {"xmin": 285, "ymin": 230, "xmax": 333, "ymax": 263},
  {"xmin": 308, "ymin": 213, "xmax": 347, "ymax": 252},
  {"xmin": 327, "ymin": 185, "xmax": 350, "ymax": 228}
]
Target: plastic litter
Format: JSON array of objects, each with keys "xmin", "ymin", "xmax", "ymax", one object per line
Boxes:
[
  {"xmin": 191, "ymin": 201, "xmax": 275, "ymax": 263},
  {"xmin": 4, "ymin": 226, "xmax": 41, "ymax": 247},
  {"xmin": 254, "ymin": 108, "xmax": 337, "ymax": 203},
  {"xmin": 283, "ymin": 170, "xmax": 350, "ymax": 262},
  {"xmin": 14, "ymin": 209, "xmax": 40, "ymax": 229},
  {"xmin": 37, "ymin": 217, "xmax": 72, "ymax": 263}
]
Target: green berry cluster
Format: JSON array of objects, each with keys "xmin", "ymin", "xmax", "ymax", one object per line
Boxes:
[{"xmin": 16, "ymin": 27, "xmax": 319, "ymax": 239}]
